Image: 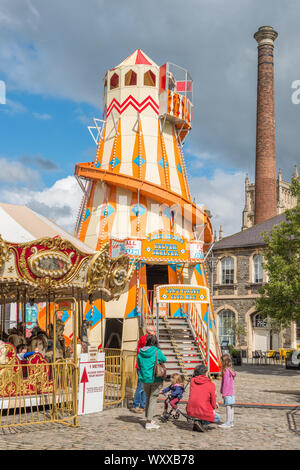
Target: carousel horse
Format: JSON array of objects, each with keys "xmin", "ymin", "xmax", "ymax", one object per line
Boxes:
[
  {"xmin": 81, "ymin": 319, "xmax": 92, "ymax": 351},
  {"xmin": 45, "ymin": 319, "xmax": 66, "ymax": 361}
]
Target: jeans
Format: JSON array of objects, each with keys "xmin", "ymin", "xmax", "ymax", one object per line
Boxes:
[
  {"xmin": 132, "ymin": 378, "xmax": 146, "ymax": 409},
  {"xmin": 202, "ymin": 412, "xmax": 221, "ymax": 425}
]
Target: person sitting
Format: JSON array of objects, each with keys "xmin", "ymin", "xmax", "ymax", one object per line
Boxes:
[
  {"xmin": 186, "ymin": 363, "xmax": 220, "ymax": 432},
  {"xmin": 16, "ymin": 344, "xmax": 38, "ymax": 361}
]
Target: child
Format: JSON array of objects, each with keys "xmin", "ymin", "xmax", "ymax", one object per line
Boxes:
[
  {"xmin": 220, "ymin": 354, "xmax": 236, "ymax": 428},
  {"xmin": 161, "ymin": 373, "xmax": 185, "ymax": 418},
  {"xmin": 16, "ymin": 344, "xmax": 38, "ymax": 361}
]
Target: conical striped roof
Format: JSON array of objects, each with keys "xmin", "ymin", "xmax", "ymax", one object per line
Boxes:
[{"xmin": 116, "ymin": 49, "xmax": 157, "ymax": 67}]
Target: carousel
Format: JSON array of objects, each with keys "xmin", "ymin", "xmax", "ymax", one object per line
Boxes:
[{"xmin": 0, "ymin": 203, "xmax": 133, "ymax": 427}]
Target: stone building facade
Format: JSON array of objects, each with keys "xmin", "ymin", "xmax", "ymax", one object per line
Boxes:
[
  {"xmin": 211, "ymin": 214, "xmax": 298, "ymax": 357},
  {"xmin": 242, "ymin": 166, "xmax": 298, "ymax": 231}
]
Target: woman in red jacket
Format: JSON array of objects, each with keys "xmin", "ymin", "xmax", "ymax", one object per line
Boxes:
[{"xmin": 186, "ymin": 364, "xmax": 220, "ymax": 432}]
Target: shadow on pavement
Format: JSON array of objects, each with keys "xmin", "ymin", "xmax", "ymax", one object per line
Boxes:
[
  {"xmin": 262, "ymin": 390, "xmax": 300, "ymax": 403},
  {"xmin": 287, "ymin": 408, "xmax": 300, "ymax": 435},
  {"xmin": 117, "ymin": 414, "xmax": 145, "ymax": 429}
]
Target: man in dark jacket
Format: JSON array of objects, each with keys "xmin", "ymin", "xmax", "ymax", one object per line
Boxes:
[{"xmin": 186, "ymin": 364, "xmax": 220, "ymax": 431}]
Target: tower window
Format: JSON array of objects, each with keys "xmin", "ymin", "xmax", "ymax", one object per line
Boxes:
[
  {"xmin": 110, "ymin": 73, "xmax": 119, "ymax": 90},
  {"xmin": 144, "ymin": 70, "xmax": 156, "ymax": 87},
  {"xmin": 125, "ymin": 70, "xmax": 137, "ymax": 86}
]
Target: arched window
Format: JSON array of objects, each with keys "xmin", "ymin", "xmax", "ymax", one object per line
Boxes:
[
  {"xmin": 252, "ymin": 313, "xmax": 267, "ymax": 328},
  {"xmin": 218, "ymin": 309, "xmax": 235, "ymax": 346},
  {"xmin": 125, "ymin": 69, "xmax": 137, "ymax": 86},
  {"xmin": 144, "ymin": 70, "xmax": 156, "ymax": 86},
  {"xmin": 221, "ymin": 257, "xmax": 234, "ymax": 284},
  {"xmin": 253, "ymin": 254, "xmax": 263, "ymax": 283},
  {"xmin": 110, "ymin": 73, "xmax": 119, "ymax": 90}
]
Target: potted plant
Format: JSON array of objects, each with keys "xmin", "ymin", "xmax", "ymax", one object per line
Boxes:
[{"xmin": 229, "ymin": 345, "xmax": 242, "ymax": 366}]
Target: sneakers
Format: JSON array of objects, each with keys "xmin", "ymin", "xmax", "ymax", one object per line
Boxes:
[
  {"xmin": 145, "ymin": 420, "xmax": 160, "ymax": 430},
  {"xmin": 219, "ymin": 423, "xmax": 232, "ymax": 429}
]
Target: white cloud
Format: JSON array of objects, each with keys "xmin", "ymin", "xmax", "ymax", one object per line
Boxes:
[
  {"xmin": 0, "ymin": 157, "xmax": 40, "ymax": 185},
  {"xmin": 190, "ymin": 169, "xmax": 245, "ymax": 237},
  {"xmin": 0, "ymin": 175, "xmax": 83, "ymax": 233},
  {"xmin": 32, "ymin": 111, "xmax": 52, "ymax": 120}
]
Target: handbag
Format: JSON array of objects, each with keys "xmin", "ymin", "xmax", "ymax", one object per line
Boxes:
[{"xmin": 154, "ymin": 348, "xmax": 167, "ymax": 379}]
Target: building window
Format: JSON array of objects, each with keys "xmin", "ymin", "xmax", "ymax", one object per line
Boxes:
[
  {"xmin": 125, "ymin": 69, "xmax": 137, "ymax": 86},
  {"xmin": 252, "ymin": 313, "xmax": 267, "ymax": 328},
  {"xmin": 218, "ymin": 309, "xmax": 235, "ymax": 346},
  {"xmin": 144, "ymin": 70, "xmax": 156, "ymax": 86},
  {"xmin": 110, "ymin": 73, "xmax": 119, "ymax": 90},
  {"xmin": 221, "ymin": 257, "xmax": 234, "ymax": 284},
  {"xmin": 253, "ymin": 254, "xmax": 263, "ymax": 283}
]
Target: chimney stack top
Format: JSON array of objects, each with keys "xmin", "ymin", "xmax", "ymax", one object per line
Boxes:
[{"xmin": 254, "ymin": 26, "xmax": 278, "ymax": 46}]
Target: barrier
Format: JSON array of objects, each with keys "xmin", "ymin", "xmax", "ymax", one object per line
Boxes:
[
  {"xmin": 103, "ymin": 349, "xmax": 137, "ymax": 407},
  {"xmin": 0, "ymin": 360, "xmax": 78, "ymax": 429}
]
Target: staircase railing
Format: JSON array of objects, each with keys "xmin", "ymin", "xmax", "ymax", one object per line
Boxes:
[
  {"xmin": 187, "ymin": 303, "xmax": 209, "ymax": 367},
  {"xmin": 139, "ymin": 287, "xmax": 155, "ymax": 330}
]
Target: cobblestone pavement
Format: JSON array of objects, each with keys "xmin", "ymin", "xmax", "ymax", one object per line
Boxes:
[{"xmin": 1, "ymin": 365, "xmax": 299, "ymax": 451}]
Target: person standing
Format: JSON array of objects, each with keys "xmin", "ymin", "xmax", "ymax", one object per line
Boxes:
[
  {"xmin": 137, "ymin": 334, "xmax": 166, "ymax": 430},
  {"xmin": 219, "ymin": 354, "xmax": 236, "ymax": 428},
  {"xmin": 131, "ymin": 325, "xmax": 157, "ymax": 413}
]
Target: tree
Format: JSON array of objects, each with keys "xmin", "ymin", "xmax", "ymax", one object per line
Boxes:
[{"xmin": 256, "ymin": 176, "xmax": 300, "ymax": 326}]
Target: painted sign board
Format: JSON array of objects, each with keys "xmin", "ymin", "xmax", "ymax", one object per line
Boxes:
[
  {"xmin": 142, "ymin": 233, "xmax": 189, "ymax": 262},
  {"xmin": 78, "ymin": 352, "xmax": 105, "ymax": 415},
  {"xmin": 156, "ymin": 284, "xmax": 209, "ymax": 304},
  {"xmin": 189, "ymin": 241, "xmax": 204, "ymax": 261},
  {"xmin": 110, "ymin": 238, "xmax": 142, "ymax": 258},
  {"xmin": 110, "ymin": 234, "xmax": 206, "ymax": 263}
]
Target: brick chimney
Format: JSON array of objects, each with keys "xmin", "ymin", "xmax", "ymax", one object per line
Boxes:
[{"xmin": 254, "ymin": 26, "xmax": 278, "ymax": 224}]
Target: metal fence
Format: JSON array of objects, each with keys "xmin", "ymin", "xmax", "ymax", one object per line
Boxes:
[
  {"xmin": 0, "ymin": 348, "xmax": 138, "ymax": 429},
  {"xmin": 103, "ymin": 349, "xmax": 137, "ymax": 407},
  {"xmin": 0, "ymin": 360, "xmax": 78, "ymax": 429}
]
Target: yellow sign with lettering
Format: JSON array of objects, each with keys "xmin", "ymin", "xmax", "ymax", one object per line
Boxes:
[
  {"xmin": 142, "ymin": 233, "xmax": 189, "ymax": 262},
  {"xmin": 156, "ymin": 284, "xmax": 209, "ymax": 304}
]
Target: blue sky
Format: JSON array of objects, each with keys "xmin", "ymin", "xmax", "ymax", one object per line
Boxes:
[{"xmin": 0, "ymin": 0, "xmax": 299, "ymax": 236}]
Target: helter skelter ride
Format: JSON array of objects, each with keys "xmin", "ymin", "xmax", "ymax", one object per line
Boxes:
[
  {"xmin": 0, "ymin": 203, "xmax": 133, "ymax": 427},
  {"xmin": 74, "ymin": 50, "xmax": 222, "ymax": 374}
]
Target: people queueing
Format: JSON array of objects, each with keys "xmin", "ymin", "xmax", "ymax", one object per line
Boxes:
[
  {"xmin": 219, "ymin": 353, "xmax": 236, "ymax": 428},
  {"xmin": 137, "ymin": 334, "xmax": 166, "ymax": 430},
  {"xmin": 131, "ymin": 325, "xmax": 157, "ymax": 413}
]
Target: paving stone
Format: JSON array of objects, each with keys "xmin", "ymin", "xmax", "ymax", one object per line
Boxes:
[{"xmin": 0, "ymin": 364, "xmax": 299, "ymax": 450}]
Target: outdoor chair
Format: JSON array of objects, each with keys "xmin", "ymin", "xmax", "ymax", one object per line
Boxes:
[{"xmin": 252, "ymin": 350, "xmax": 261, "ymax": 364}]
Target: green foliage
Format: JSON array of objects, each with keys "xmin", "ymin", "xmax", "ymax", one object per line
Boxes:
[
  {"xmin": 228, "ymin": 344, "xmax": 241, "ymax": 357},
  {"xmin": 256, "ymin": 176, "xmax": 300, "ymax": 326}
]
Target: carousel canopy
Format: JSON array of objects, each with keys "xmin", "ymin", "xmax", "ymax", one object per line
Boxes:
[
  {"xmin": 0, "ymin": 203, "xmax": 94, "ymax": 253},
  {"xmin": 0, "ymin": 203, "xmax": 134, "ymax": 303}
]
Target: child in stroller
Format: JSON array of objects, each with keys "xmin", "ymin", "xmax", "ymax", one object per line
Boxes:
[{"xmin": 160, "ymin": 373, "xmax": 185, "ymax": 421}]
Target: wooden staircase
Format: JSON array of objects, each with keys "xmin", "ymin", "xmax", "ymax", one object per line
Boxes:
[{"xmin": 158, "ymin": 316, "xmax": 205, "ymax": 379}]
